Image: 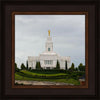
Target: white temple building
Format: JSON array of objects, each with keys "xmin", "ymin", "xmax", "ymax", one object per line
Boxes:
[{"xmin": 28, "ymin": 30, "xmax": 71, "ymax": 70}]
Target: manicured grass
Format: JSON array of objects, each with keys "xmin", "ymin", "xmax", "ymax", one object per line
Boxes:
[
  {"xmin": 15, "ymin": 70, "xmax": 81, "ymax": 85},
  {"xmin": 15, "ymin": 73, "xmax": 80, "ymax": 85},
  {"xmin": 15, "ymin": 70, "xmax": 68, "ymax": 79},
  {"xmin": 21, "ymin": 70, "xmax": 67, "ymax": 76}
]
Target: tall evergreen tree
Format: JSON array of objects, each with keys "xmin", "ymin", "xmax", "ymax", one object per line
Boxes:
[
  {"xmin": 75, "ymin": 67, "xmax": 78, "ymax": 71},
  {"xmin": 56, "ymin": 60, "xmax": 60, "ymax": 70},
  {"xmin": 26, "ymin": 60, "xmax": 28, "ymax": 70},
  {"xmin": 36, "ymin": 61, "xmax": 41, "ymax": 70},
  {"xmin": 15, "ymin": 63, "xmax": 20, "ymax": 72},
  {"xmin": 65, "ymin": 60, "xmax": 67, "ymax": 70},
  {"xmin": 21, "ymin": 63, "xmax": 26, "ymax": 70},
  {"xmin": 71, "ymin": 63, "xmax": 75, "ymax": 70},
  {"xmin": 69, "ymin": 63, "xmax": 75, "ymax": 71}
]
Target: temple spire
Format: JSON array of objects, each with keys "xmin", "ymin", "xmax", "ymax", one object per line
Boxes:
[{"xmin": 48, "ymin": 30, "xmax": 50, "ymax": 36}]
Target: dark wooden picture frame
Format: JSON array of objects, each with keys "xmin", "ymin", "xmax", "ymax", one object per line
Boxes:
[
  {"xmin": 12, "ymin": 12, "xmax": 88, "ymax": 88},
  {"xmin": 0, "ymin": 0, "xmax": 100, "ymax": 100}
]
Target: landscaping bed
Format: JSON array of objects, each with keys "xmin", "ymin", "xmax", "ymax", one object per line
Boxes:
[{"xmin": 15, "ymin": 70, "xmax": 85, "ymax": 85}]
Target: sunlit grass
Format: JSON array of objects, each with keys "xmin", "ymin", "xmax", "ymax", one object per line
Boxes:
[
  {"xmin": 21, "ymin": 70, "xmax": 67, "ymax": 76},
  {"xmin": 15, "ymin": 71, "xmax": 80, "ymax": 85}
]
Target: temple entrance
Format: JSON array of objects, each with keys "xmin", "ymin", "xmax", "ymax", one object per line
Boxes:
[{"xmin": 46, "ymin": 67, "xmax": 50, "ymax": 70}]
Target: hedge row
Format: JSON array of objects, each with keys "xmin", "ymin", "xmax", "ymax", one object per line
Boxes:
[
  {"xmin": 29, "ymin": 69, "xmax": 67, "ymax": 74},
  {"xmin": 16, "ymin": 70, "xmax": 85, "ymax": 80},
  {"xmin": 16, "ymin": 72, "xmax": 67, "ymax": 79}
]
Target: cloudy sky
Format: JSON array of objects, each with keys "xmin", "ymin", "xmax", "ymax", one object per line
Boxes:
[{"xmin": 15, "ymin": 15, "xmax": 85, "ymax": 68}]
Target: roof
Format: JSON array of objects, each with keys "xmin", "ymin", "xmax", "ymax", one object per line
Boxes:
[{"xmin": 40, "ymin": 51, "xmax": 58, "ymax": 56}]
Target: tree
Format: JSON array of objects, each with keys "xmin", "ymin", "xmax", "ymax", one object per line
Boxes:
[
  {"xmin": 65, "ymin": 60, "xmax": 67, "ymax": 70},
  {"xmin": 26, "ymin": 60, "xmax": 28, "ymax": 70},
  {"xmin": 56, "ymin": 60, "xmax": 60, "ymax": 70},
  {"xmin": 78, "ymin": 63, "xmax": 85, "ymax": 71},
  {"xmin": 21, "ymin": 63, "xmax": 26, "ymax": 70},
  {"xmin": 28, "ymin": 67, "xmax": 32, "ymax": 71},
  {"xmin": 36, "ymin": 61, "xmax": 41, "ymax": 70},
  {"xmin": 15, "ymin": 63, "xmax": 20, "ymax": 72},
  {"xmin": 75, "ymin": 67, "xmax": 78, "ymax": 71},
  {"xmin": 82, "ymin": 66, "xmax": 85, "ymax": 71},
  {"xmin": 71, "ymin": 63, "xmax": 75, "ymax": 71},
  {"xmin": 69, "ymin": 63, "xmax": 75, "ymax": 71}
]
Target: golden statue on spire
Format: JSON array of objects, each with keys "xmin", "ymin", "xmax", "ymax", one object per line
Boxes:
[{"xmin": 48, "ymin": 30, "xmax": 50, "ymax": 36}]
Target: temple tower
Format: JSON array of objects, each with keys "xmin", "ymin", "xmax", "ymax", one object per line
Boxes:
[{"xmin": 45, "ymin": 30, "xmax": 53, "ymax": 52}]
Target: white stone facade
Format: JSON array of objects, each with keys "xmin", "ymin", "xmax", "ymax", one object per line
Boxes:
[{"xmin": 28, "ymin": 32, "xmax": 71, "ymax": 70}]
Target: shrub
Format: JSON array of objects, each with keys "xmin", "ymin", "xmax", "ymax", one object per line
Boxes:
[
  {"xmin": 15, "ymin": 82, "xmax": 23, "ymax": 85},
  {"xmin": 36, "ymin": 61, "xmax": 42, "ymax": 70},
  {"xmin": 78, "ymin": 63, "xmax": 85, "ymax": 71},
  {"xmin": 21, "ymin": 63, "xmax": 26, "ymax": 70},
  {"xmin": 56, "ymin": 60, "xmax": 60, "ymax": 70},
  {"xmin": 15, "ymin": 63, "xmax": 20, "ymax": 72}
]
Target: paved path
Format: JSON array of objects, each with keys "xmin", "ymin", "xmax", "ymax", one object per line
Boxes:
[{"xmin": 15, "ymin": 80, "xmax": 74, "ymax": 85}]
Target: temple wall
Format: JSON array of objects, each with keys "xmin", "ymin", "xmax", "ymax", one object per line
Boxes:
[{"xmin": 28, "ymin": 55, "xmax": 71, "ymax": 70}]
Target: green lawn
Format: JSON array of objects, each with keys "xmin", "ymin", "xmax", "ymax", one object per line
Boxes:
[
  {"xmin": 15, "ymin": 70, "xmax": 68, "ymax": 79},
  {"xmin": 21, "ymin": 70, "xmax": 67, "ymax": 76},
  {"xmin": 15, "ymin": 70, "xmax": 81, "ymax": 85}
]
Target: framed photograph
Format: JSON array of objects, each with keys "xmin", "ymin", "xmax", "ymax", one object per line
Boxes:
[
  {"xmin": 1, "ymin": 0, "xmax": 99, "ymax": 100},
  {"xmin": 12, "ymin": 12, "xmax": 88, "ymax": 88}
]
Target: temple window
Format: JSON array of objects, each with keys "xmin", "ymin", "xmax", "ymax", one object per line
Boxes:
[
  {"xmin": 44, "ymin": 60, "xmax": 53, "ymax": 65},
  {"xmin": 48, "ymin": 48, "xmax": 50, "ymax": 51}
]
